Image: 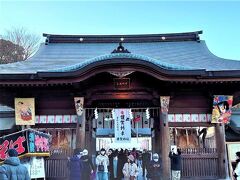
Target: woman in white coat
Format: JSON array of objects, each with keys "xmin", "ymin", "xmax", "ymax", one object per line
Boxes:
[{"xmin": 122, "ymin": 155, "xmax": 139, "ymax": 180}]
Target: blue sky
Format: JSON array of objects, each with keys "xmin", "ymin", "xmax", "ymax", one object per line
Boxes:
[{"xmin": 0, "ymin": 1, "xmax": 240, "ymax": 60}]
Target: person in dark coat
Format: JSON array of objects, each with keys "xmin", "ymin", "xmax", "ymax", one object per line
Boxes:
[
  {"xmin": 68, "ymin": 148, "xmax": 82, "ymax": 180},
  {"xmin": 80, "ymin": 149, "xmax": 94, "ymax": 180},
  {"xmin": 146, "ymin": 153, "xmax": 161, "ymax": 180},
  {"xmin": 169, "ymin": 148, "xmax": 182, "ymax": 180},
  {"xmin": 108, "ymin": 149, "xmax": 115, "ymax": 180},
  {"xmin": 117, "ymin": 149, "xmax": 126, "ymax": 180},
  {"xmin": 0, "ymin": 148, "xmax": 30, "ymax": 180},
  {"xmin": 142, "ymin": 149, "xmax": 151, "ymax": 177}
]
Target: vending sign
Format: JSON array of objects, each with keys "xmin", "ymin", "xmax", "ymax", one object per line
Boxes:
[{"xmin": 0, "ymin": 129, "xmax": 50, "ymax": 162}]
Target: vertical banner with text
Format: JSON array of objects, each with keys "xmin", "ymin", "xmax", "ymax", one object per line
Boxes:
[
  {"xmin": 211, "ymin": 95, "xmax": 233, "ymax": 123},
  {"xmin": 114, "ymin": 109, "xmax": 131, "ymax": 143},
  {"xmin": 15, "ymin": 98, "xmax": 35, "ymax": 125}
]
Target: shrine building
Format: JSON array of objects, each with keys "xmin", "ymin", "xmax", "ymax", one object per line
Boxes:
[{"xmin": 1, "ymin": 31, "xmax": 240, "ymax": 179}]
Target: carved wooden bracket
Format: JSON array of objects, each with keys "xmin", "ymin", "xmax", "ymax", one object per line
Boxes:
[{"xmin": 108, "ymin": 71, "xmax": 134, "ymax": 78}]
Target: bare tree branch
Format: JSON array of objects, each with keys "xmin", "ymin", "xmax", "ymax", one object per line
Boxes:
[{"xmin": 4, "ymin": 27, "xmax": 41, "ymax": 60}]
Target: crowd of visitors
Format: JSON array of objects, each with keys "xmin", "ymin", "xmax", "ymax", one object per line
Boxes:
[
  {"xmin": 67, "ymin": 147, "xmax": 182, "ymax": 180},
  {"xmin": 0, "ymin": 147, "xmax": 182, "ymax": 180}
]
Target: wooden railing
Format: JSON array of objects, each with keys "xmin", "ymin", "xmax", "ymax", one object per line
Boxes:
[
  {"xmin": 45, "ymin": 148, "xmax": 73, "ymax": 180},
  {"xmin": 181, "ymin": 148, "xmax": 219, "ymax": 179},
  {"xmin": 45, "ymin": 148, "xmax": 220, "ymax": 179}
]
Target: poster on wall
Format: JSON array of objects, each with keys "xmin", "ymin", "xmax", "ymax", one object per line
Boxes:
[
  {"xmin": 114, "ymin": 109, "xmax": 131, "ymax": 143},
  {"xmin": 30, "ymin": 157, "xmax": 45, "ymax": 179},
  {"xmin": 74, "ymin": 97, "xmax": 84, "ymax": 116},
  {"xmin": 15, "ymin": 98, "xmax": 35, "ymax": 125},
  {"xmin": 160, "ymin": 96, "xmax": 170, "ymax": 114},
  {"xmin": 211, "ymin": 95, "xmax": 233, "ymax": 123},
  {"xmin": 0, "ymin": 129, "xmax": 50, "ymax": 162},
  {"xmin": 226, "ymin": 142, "xmax": 240, "ymax": 180}
]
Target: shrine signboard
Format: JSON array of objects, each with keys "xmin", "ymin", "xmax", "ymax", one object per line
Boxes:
[
  {"xmin": 0, "ymin": 129, "xmax": 50, "ymax": 162},
  {"xmin": 114, "ymin": 109, "xmax": 131, "ymax": 143}
]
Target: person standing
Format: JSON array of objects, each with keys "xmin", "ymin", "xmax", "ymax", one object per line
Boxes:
[
  {"xmin": 146, "ymin": 153, "xmax": 161, "ymax": 180},
  {"xmin": 142, "ymin": 149, "xmax": 151, "ymax": 177},
  {"xmin": 96, "ymin": 148, "xmax": 109, "ymax": 180},
  {"xmin": 234, "ymin": 151, "xmax": 240, "ymax": 180},
  {"xmin": 0, "ymin": 148, "xmax": 30, "ymax": 180},
  {"xmin": 113, "ymin": 150, "xmax": 118, "ymax": 179},
  {"xmin": 122, "ymin": 155, "xmax": 139, "ymax": 180},
  {"xmin": 80, "ymin": 149, "xmax": 94, "ymax": 180},
  {"xmin": 108, "ymin": 149, "xmax": 116, "ymax": 180},
  {"xmin": 169, "ymin": 148, "xmax": 182, "ymax": 180},
  {"xmin": 117, "ymin": 149, "xmax": 126, "ymax": 180},
  {"xmin": 68, "ymin": 148, "xmax": 82, "ymax": 180}
]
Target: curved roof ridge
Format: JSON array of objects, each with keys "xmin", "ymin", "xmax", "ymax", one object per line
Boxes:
[{"xmin": 44, "ymin": 53, "xmax": 196, "ymax": 73}]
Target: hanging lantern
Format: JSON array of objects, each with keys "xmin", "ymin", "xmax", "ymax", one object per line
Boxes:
[
  {"xmin": 146, "ymin": 108, "xmax": 150, "ymax": 119},
  {"xmin": 111, "ymin": 109, "xmax": 116, "ymax": 120},
  {"xmin": 94, "ymin": 108, "xmax": 98, "ymax": 119},
  {"xmin": 129, "ymin": 109, "xmax": 133, "ymax": 120}
]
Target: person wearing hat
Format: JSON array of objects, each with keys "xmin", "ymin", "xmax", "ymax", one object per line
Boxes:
[
  {"xmin": 0, "ymin": 148, "xmax": 30, "ymax": 180},
  {"xmin": 146, "ymin": 153, "xmax": 161, "ymax": 180},
  {"xmin": 169, "ymin": 148, "xmax": 182, "ymax": 180},
  {"xmin": 122, "ymin": 154, "xmax": 138, "ymax": 180},
  {"xmin": 67, "ymin": 148, "xmax": 82, "ymax": 180},
  {"xmin": 234, "ymin": 151, "xmax": 240, "ymax": 180},
  {"xmin": 80, "ymin": 149, "xmax": 94, "ymax": 180},
  {"xmin": 96, "ymin": 148, "xmax": 109, "ymax": 180}
]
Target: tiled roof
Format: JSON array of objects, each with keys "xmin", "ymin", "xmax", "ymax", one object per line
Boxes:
[
  {"xmin": 0, "ymin": 104, "xmax": 14, "ymax": 112},
  {"xmin": 0, "ymin": 32, "xmax": 240, "ymax": 74}
]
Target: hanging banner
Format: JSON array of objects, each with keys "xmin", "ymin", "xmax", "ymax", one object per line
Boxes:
[
  {"xmin": 15, "ymin": 98, "xmax": 35, "ymax": 125},
  {"xmin": 160, "ymin": 96, "xmax": 170, "ymax": 114},
  {"xmin": 211, "ymin": 95, "xmax": 233, "ymax": 123},
  {"xmin": 35, "ymin": 115, "xmax": 78, "ymax": 124},
  {"xmin": 114, "ymin": 109, "xmax": 131, "ymax": 143},
  {"xmin": 74, "ymin": 97, "xmax": 84, "ymax": 116},
  {"xmin": 168, "ymin": 114, "xmax": 211, "ymax": 122},
  {"xmin": 0, "ymin": 129, "xmax": 50, "ymax": 163}
]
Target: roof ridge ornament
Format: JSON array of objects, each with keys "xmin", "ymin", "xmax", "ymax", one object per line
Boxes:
[{"xmin": 112, "ymin": 42, "xmax": 130, "ymax": 53}]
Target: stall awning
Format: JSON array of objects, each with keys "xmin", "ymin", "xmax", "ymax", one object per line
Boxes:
[
  {"xmin": 229, "ymin": 110, "xmax": 240, "ymax": 131},
  {"xmin": 0, "ymin": 118, "xmax": 15, "ymax": 131}
]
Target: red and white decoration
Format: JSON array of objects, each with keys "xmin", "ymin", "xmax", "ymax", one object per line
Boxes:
[
  {"xmin": 96, "ymin": 112, "xmax": 153, "ymax": 129},
  {"xmin": 168, "ymin": 114, "xmax": 211, "ymax": 122},
  {"xmin": 35, "ymin": 115, "xmax": 78, "ymax": 124}
]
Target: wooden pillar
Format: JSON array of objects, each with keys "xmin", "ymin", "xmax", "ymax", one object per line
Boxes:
[
  {"xmin": 160, "ymin": 96, "xmax": 170, "ymax": 180},
  {"xmin": 215, "ymin": 123, "xmax": 227, "ymax": 178},
  {"xmin": 76, "ymin": 115, "xmax": 81, "ymax": 149},
  {"xmin": 74, "ymin": 97, "xmax": 85, "ymax": 149},
  {"xmin": 76, "ymin": 110, "xmax": 86, "ymax": 149},
  {"xmin": 160, "ymin": 112, "xmax": 170, "ymax": 180},
  {"xmin": 79, "ymin": 109, "xmax": 86, "ymax": 149}
]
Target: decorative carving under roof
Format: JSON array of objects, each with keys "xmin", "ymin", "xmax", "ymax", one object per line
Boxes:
[
  {"xmin": 111, "ymin": 42, "xmax": 130, "ymax": 53},
  {"xmin": 109, "ymin": 70, "xmax": 134, "ymax": 78}
]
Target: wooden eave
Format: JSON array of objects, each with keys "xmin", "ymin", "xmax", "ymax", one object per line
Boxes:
[{"xmin": 0, "ymin": 59, "xmax": 240, "ymax": 86}]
